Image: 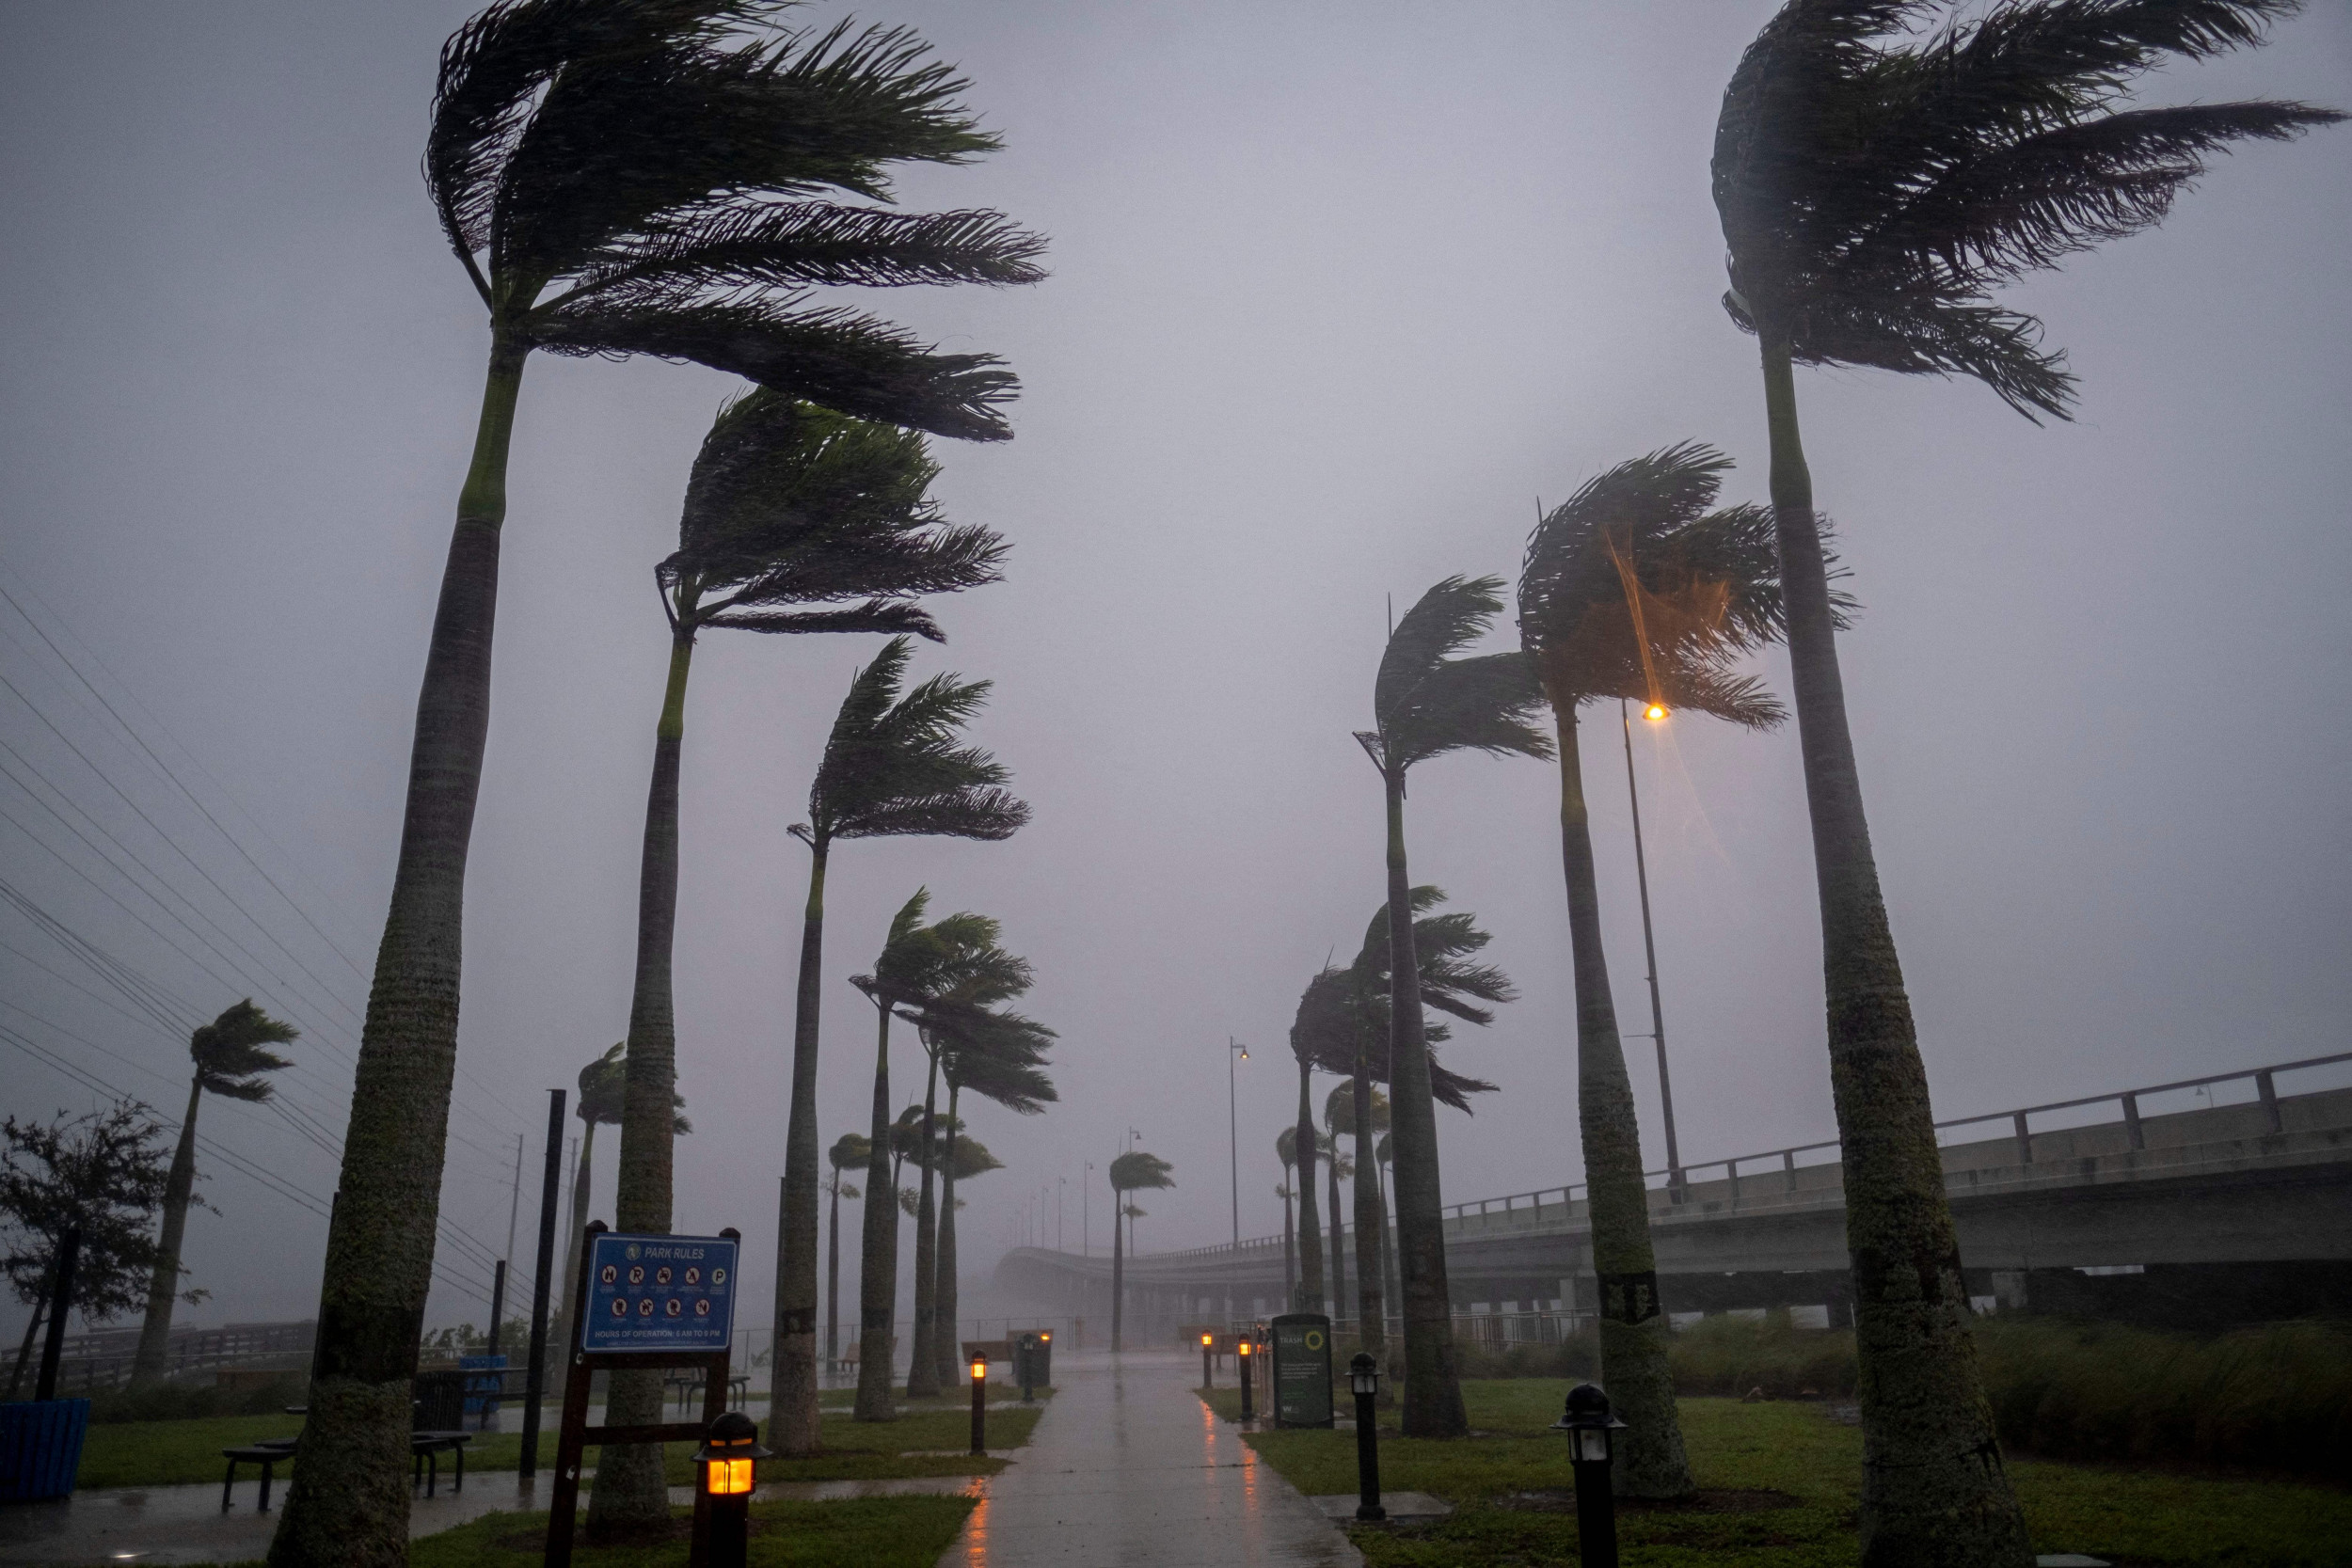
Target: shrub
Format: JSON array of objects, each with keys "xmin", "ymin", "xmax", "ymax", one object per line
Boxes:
[
  {"xmin": 1665, "ymin": 1311, "xmax": 1858, "ymax": 1400},
  {"xmin": 87, "ymin": 1370, "xmax": 310, "ymax": 1424}
]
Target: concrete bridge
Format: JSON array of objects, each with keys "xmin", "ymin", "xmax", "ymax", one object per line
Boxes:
[{"xmin": 998, "ymin": 1052, "xmax": 2352, "ymax": 1339}]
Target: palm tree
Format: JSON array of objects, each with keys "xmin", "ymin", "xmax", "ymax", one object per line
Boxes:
[
  {"xmin": 773, "ymin": 638, "xmax": 1025, "ymax": 1448},
  {"xmin": 1520, "ymin": 442, "xmax": 1799, "ymax": 1498},
  {"xmin": 847, "ymin": 895, "xmax": 1016, "ymax": 1419},
  {"xmin": 1273, "ymin": 1128, "xmax": 1298, "ymax": 1304},
  {"xmin": 1326, "ymin": 1080, "xmax": 1388, "ymax": 1351},
  {"xmin": 289, "ymin": 3, "xmax": 1043, "ymax": 1552},
  {"xmin": 548, "ymin": 1044, "xmax": 688, "ymax": 1394},
  {"xmin": 919, "ymin": 999, "xmax": 1055, "ymax": 1386},
  {"xmin": 131, "ymin": 1001, "xmax": 295, "ymax": 1387},
  {"xmin": 601, "ymin": 394, "xmax": 1000, "ymax": 1493},
  {"xmin": 1711, "ymin": 5, "xmax": 2335, "ymax": 1557},
  {"xmin": 1281, "ymin": 984, "xmax": 1326, "ymax": 1316},
  {"xmin": 824, "ymin": 1133, "xmax": 869, "ymax": 1372},
  {"xmin": 1355, "ymin": 577, "xmax": 1550, "ymax": 1435},
  {"xmin": 1107, "ymin": 1150, "xmax": 1173, "ymax": 1351}
]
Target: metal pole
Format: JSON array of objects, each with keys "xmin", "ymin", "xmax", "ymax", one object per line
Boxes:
[
  {"xmin": 1620, "ymin": 699, "xmax": 1684, "ymax": 1190},
  {"xmin": 486, "ymin": 1259, "xmax": 509, "ymax": 1356},
  {"xmin": 520, "ymin": 1087, "xmax": 566, "ymax": 1479},
  {"xmin": 1228, "ymin": 1038, "xmax": 1243, "ymax": 1326},
  {"xmin": 504, "ymin": 1131, "xmax": 524, "ymax": 1268}
]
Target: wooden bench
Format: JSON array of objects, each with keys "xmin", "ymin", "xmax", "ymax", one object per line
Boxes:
[{"xmin": 219, "ymin": 1441, "xmax": 297, "ymax": 1513}]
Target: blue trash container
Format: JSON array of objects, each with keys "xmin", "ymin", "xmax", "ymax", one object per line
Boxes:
[
  {"xmin": 458, "ymin": 1354, "xmax": 508, "ymax": 1431},
  {"xmin": 0, "ymin": 1400, "xmax": 90, "ymax": 1502}
]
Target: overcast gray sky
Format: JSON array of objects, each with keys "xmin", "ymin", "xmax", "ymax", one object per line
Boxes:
[{"xmin": 2, "ymin": 0, "xmax": 2346, "ymax": 1338}]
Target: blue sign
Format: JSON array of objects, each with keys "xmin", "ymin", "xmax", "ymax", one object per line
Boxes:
[{"xmin": 580, "ymin": 1232, "xmax": 739, "ymax": 1354}]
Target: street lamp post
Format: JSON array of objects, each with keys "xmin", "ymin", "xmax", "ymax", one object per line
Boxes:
[
  {"xmin": 1621, "ymin": 698, "xmax": 1686, "ymax": 1193},
  {"xmin": 1228, "ymin": 1038, "xmax": 1248, "ymax": 1325}
]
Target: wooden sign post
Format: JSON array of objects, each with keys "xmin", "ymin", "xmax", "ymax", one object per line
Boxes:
[{"xmin": 545, "ymin": 1220, "xmax": 743, "ymax": 1568}]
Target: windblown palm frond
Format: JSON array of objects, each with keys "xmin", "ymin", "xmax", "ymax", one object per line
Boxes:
[
  {"xmin": 1713, "ymin": 0, "xmax": 2342, "ymax": 420},
  {"xmin": 1292, "ymin": 960, "xmax": 1497, "ymax": 1114},
  {"xmin": 1108, "ymin": 1150, "xmax": 1175, "ymax": 1194},
  {"xmin": 1360, "ymin": 577, "xmax": 1551, "ymax": 777},
  {"xmin": 427, "ymin": 0, "xmax": 1045, "ymax": 436},
  {"xmin": 805, "ymin": 639, "xmax": 1030, "ymax": 847},
  {"xmin": 188, "ymin": 1002, "xmax": 296, "ymax": 1103}
]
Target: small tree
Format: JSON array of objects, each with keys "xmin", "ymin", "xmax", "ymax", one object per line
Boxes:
[
  {"xmin": 3, "ymin": 1101, "xmax": 178, "ymax": 1397},
  {"xmin": 132, "ymin": 1000, "xmax": 297, "ymax": 1387}
]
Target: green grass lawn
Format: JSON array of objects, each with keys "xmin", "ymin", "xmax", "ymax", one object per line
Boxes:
[
  {"xmin": 1202, "ymin": 1382, "xmax": 2351, "ymax": 1568},
  {"xmin": 404, "ymin": 1497, "xmax": 976, "ymax": 1568},
  {"xmin": 77, "ymin": 1402, "xmax": 1042, "ymax": 1490}
]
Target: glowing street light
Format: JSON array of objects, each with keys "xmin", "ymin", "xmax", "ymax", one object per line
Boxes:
[{"xmin": 1644, "ymin": 703, "xmax": 1668, "ymax": 721}]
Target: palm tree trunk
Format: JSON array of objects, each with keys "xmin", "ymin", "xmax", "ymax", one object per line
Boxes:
[
  {"xmin": 907, "ymin": 1051, "xmax": 942, "ymax": 1398},
  {"xmin": 933, "ymin": 1084, "xmax": 961, "ymax": 1389},
  {"xmin": 853, "ymin": 1000, "xmax": 899, "ymax": 1421},
  {"xmin": 1109, "ymin": 1174, "xmax": 1125, "ymax": 1351},
  {"xmin": 1382, "ymin": 769, "xmax": 1467, "ymax": 1437},
  {"xmin": 132, "ymin": 1077, "xmax": 203, "ymax": 1387},
  {"xmin": 270, "ymin": 335, "xmax": 529, "ymax": 1568},
  {"xmin": 586, "ymin": 632, "xmax": 695, "ymax": 1539},
  {"xmin": 1759, "ymin": 336, "xmax": 2029, "ymax": 1567},
  {"xmin": 1351, "ymin": 1053, "xmax": 1383, "ymax": 1360},
  {"xmin": 825, "ymin": 1178, "xmax": 841, "ymax": 1373},
  {"xmin": 772, "ymin": 838, "xmax": 830, "ymax": 1454},
  {"xmin": 548, "ymin": 1123, "xmax": 594, "ymax": 1397},
  {"xmin": 1279, "ymin": 1171, "xmax": 1295, "ymax": 1304},
  {"xmin": 1378, "ymin": 1161, "xmax": 1398, "ymax": 1350},
  {"xmin": 1324, "ymin": 1134, "xmax": 1346, "ymax": 1327},
  {"xmin": 1292, "ymin": 1061, "xmax": 1322, "ymax": 1313},
  {"xmin": 1551, "ymin": 706, "xmax": 1692, "ymax": 1497}
]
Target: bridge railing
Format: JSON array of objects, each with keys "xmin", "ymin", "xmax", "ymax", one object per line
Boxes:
[{"xmin": 1138, "ymin": 1049, "xmax": 2352, "ymax": 1264}]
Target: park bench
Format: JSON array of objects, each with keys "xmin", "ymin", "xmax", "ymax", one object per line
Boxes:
[{"xmin": 218, "ymin": 1440, "xmax": 296, "ymax": 1513}]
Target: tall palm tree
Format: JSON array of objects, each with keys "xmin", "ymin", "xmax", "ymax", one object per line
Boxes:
[
  {"xmin": 1354, "ymin": 577, "xmax": 1550, "ymax": 1435},
  {"xmin": 919, "ymin": 1000, "xmax": 1055, "ymax": 1386},
  {"xmin": 1326, "ymin": 1080, "xmax": 1388, "ymax": 1351},
  {"xmin": 773, "ymin": 638, "xmax": 1025, "ymax": 1448},
  {"xmin": 1520, "ymin": 443, "xmax": 1799, "ymax": 1498},
  {"xmin": 288, "ymin": 4, "xmax": 1043, "ymax": 1554},
  {"xmin": 847, "ymin": 896, "xmax": 1018, "ymax": 1419},
  {"xmin": 1281, "ymin": 985, "xmax": 1327, "ymax": 1316},
  {"xmin": 599, "ymin": 395, "xmax": 1000, "ymax": 1506},
  {"xmin": 1711, "ymin": 5, "xmax": 2335, "ymax": 1558},
  {"xmin": 549, "ymin": 1045, "xmax": 689, "ymax": 1383},
  {"xmin": 823, "ymin": 1133, "xmax": 868, "ymax": 1373},
  {"xmin": 1300, "ymin": 890, "xmax": 1510, "ymax": 1361},
  {"xmin": 1273, "ymin": 1127, "xmax": 1298, "ymax": 1305},
  {"xmin": 131, "ymin": 1001, "xmax": 296, "ymax": 1387},
  {"xmin": 1107, "ymin": 1149, "xmax": 1173, "ymax": 1349}
]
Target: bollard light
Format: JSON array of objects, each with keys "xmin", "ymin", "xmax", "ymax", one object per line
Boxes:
[
  {"xmin": 693, "ymin": 1410, "xmax": 772, "ymax": 1568},
  {"xmin": 1550, "ymin": 1383, "xmax": 1628, "ymax": 1568},
  {"xmin": 1200, "ymin": 1331, "xmax": 1216, "ymax": 1390},
  {"xmin": 1236, "ymin": 1337, "xmax": 1254, "ymax": 1421},
  {"xmin": 970, "ymin": 1356, "xmax": 990, "ymax": 1456},
  {"xmin": 1349, "ymin": 1353, "xmax": 1385, "ymax": 1522}
]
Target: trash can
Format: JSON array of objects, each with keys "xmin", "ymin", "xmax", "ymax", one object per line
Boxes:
[{"xmin": 0, "ymin": 1400, "xmax": 90, "ymax": 1502}]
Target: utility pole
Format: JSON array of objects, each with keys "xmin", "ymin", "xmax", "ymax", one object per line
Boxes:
[
  {"xmin": 1620, "ymin": 699, "xmax": 1685, "ymax": 1193},
  {"xmin": 1228, "ymin": 1038, "xmax": 1248, "ymax": 1325}
]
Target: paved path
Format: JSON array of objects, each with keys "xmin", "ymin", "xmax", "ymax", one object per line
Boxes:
[{"xmin": 938, "ymin": 1349, "xmax": 1359, "ymax": 1568}]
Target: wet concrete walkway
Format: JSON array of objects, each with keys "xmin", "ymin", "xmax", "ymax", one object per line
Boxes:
[{"xmin": 938, "ymin": 1349, "xmax": 1359, "ymax": 1567}]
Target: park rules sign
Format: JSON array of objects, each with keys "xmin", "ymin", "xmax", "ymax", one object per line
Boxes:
[
  {"xmin": 580, "ymin": 1231, "xmax": 738, "ymax": 1354},
  {"xmin": 1269, "ymin": 1312, "xmax": 1333, "ymax": 1428}
]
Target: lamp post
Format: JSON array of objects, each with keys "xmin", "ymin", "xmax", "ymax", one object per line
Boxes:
[
  {"xmin": 1227, "ymin": 1038, "xmax": 1248, "ymax": 1325},
  {"xmin": 1349, "ymin": 1353, "xmax": 1384, "ymax": 1521},
  {"xmin": 1200, "ymin": 1331, "xmax": 1215, "ymax": 1390},
  {"xmin": 1237, "ymin": 1336, "xmax": 1255, "ymax": 1422},
  {"xmin": 693, "ymin": 1410, "xmax": 773, "ymax": 1568},
  {"xmin": 1621, "ymin": 699, "xmax": 1686, "ymax": 1194},
  {"xmin": 969, "ymin": 1355, "xmax": 989, "ymax": 1455},
  {"xmin": 1551, "ymin": 1382, "xmax": 1628, "ymax": 1568}
]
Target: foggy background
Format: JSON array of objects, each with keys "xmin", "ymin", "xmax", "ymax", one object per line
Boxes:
[{"xmin": 1, "ymin": 0, "xmax": 2345, "ymax": 1341}]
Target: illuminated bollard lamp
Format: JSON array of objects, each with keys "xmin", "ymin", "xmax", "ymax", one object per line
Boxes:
[
  {"xmin": 1348, "ymin": 1353, "xmax": 1385, "ymax": 1521},
  {"xmin": 1236, "ymin": 1336, "xmax": 1255, "ymax": 1421},
  {"xmin": 693, "ymin": 1411, "xmax": 772, "ymax": 1568},
  {"xmin": 970, "ymin": 1355, "xmax": 991, "ymax": 1456},
  {"xmin": 1551, "ymin": 1383, "xmax": 1628, "ymax": 1568},
  {"xmin": 1201, "ymin": 1331, "xmax": 1216, "ymax": 1390}
]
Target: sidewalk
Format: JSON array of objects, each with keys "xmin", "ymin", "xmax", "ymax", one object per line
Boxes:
[{"xmin": 938, "ymin": 1349, "xmax": 1358, "ymax": 1567}]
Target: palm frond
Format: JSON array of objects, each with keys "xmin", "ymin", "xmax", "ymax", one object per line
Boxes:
[
  {"xmin": 189, "ymin": 1001, "xmax": 296, "ymax": 1101},
  {"xmin": 569, "ymin": 201, "xmax": 1046, "ymax": 302},
  {"xmin": 703, "ymin": 600, "xmax": 944, "ymax": 641},
  {"xmin": 1108, "ymin": 1150, "xmax": 1175, "ymax": 1193},
  {"xmin": 1384, "ymin": 651, "xmax": 1554, "ymax": 770},
  {"xmin": 1375, "ymin": 575, "xmax": 1505, "ymax": 723}
]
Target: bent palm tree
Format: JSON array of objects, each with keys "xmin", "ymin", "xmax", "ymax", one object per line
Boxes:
[
  {"xmin": 1712, "ymin": 5, "xmax": 2336, "ymax": 1558},
  {"xmin": 290, "ymin": 5, "xmax": 1042, "ymax": 1556},
  {"xmin": 1520, "ymin": 442, "xmax": 1799, "ymax": 1497},
  {"xmin": 849, "ymin": 897, "xmax": 1020, "ymax": 1418},
  {"xmin": 1355, "ymin": 576, "xmax": 1550, "ymax": 1435},
  {"xmin": 1107, "ymin": 1150, "xmax": 1173, "ymax": 1350},
  {"xmin": 132, "ymin": 1001, "xmax": 296, "ymax": 1387},
  {"xmin": 823, "ymin": 1133, "xmax": 868, "ymax": 1371},
  {"xmin": 604, "ymin": 395, "xmax": 1000, "ymax": 1502},
  {"xmin": 1281, "ymin": 983, "xmax": 1327, "ymax": 1316},
  {"xmin": 774, "ymin": 637, "xmax": 1025, "ymax": 1447}
]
